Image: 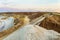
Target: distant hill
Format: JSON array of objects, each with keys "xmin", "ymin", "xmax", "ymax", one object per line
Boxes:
[
  {"xmin": 0, "ymin": 7, "xmax": 59, "ymax": 12},
  {"xmin": 0, "ymin": 7, "xmax": 40, "ymax": 12}
]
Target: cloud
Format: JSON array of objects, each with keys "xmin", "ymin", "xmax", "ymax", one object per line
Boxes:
[{"xmin": 0, "ymin": 0, "xmax": 59, "ymax": 12}]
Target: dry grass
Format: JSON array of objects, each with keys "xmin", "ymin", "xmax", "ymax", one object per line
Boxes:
[
  {"xmin": 40, "ymin": 15, "xmax": 60, "ymax": 33},
  {"xmin": 0, "ymin": 13, "xmax": 28, "ymax": 38},
  {"xmin": 0, "ymin": 12, "xmax": 60, "ymax": 38}
]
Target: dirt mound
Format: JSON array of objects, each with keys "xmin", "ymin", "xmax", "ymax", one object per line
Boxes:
[{"xmin": 40, "ymin": 15, "xmax": 60, "ymax": 33}]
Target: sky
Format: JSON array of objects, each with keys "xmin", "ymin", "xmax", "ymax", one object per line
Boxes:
[{"xmin": 0, "ymin": 0, "xmax": 60, "ymax": 12}]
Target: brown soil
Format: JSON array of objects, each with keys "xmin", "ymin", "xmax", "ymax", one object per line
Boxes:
[
  {"xmin": 0, "ymin": 12, "xmax": 60, "ymax": 38},
  {"xmin": 40, "ymin": 15, "xmax": 60, "ymax": 33}
]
